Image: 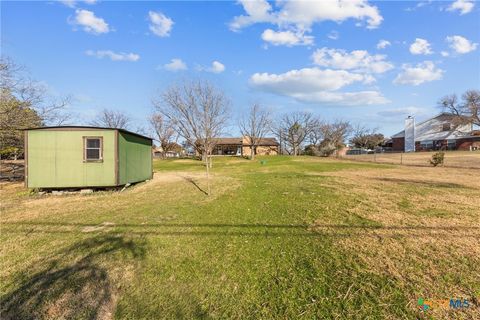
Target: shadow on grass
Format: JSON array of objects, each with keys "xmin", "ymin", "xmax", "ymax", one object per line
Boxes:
[
  {"xmin": 2, "ymin": 222, "xmax": 479, "ymax": 239},
  {"xmin": 180, "ymin": 175, "xmax": 208, "ymax": 195},
  {"xmin": 374, "ymin": 177, "xmax": 474, "ymax": 189},
  {"xmin": 0, "ymin": 235, "xmax": 145, "ymax": 320}
]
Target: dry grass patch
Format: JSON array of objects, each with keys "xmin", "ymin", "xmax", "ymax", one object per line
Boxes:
[{"xmin": 312, "ymin": 165, "xmax": 480, "ymax": 319}]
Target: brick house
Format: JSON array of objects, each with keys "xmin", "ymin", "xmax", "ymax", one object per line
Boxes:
[
  {"xmin": 391, "ymin": 113, "xmax": 480, "ymax": 152},
  {"xmin": 197, "ymin": 137, "xmax": 279, "ymax": 156}
]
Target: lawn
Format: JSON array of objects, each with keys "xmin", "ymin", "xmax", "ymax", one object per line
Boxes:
[
  {"xmin": 1, "ymin": 156, "xmax": 479, "ymax": 319},
  {"xmin": 341, "ymin": 150, "xmax": 480, "ymax": 169}
]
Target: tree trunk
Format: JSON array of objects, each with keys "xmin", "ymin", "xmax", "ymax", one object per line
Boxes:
[
  {"xmin": 250, "ymin": 145, "xmax": 255, "ymax": 160},
  {"xmin": 205, "ymin": 153, "xmax": 211, "ymax": 195}
]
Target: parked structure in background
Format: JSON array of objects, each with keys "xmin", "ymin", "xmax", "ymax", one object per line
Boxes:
[
  {"xmin": 152, "ymin": 143, "xmax": 184, "ymax": 158},
  {"xmin": 391, "ymin": 113, "xmax": 480, "ymax": 152},
  {"xmin": 196, "ymin": 136, "xmax": 279, "ymax": 156},
  {"xmin": 24, "ymin": 126, "xmax": 153, "ymax": 189}
]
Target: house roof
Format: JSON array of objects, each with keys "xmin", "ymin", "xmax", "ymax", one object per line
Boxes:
[
  {"xmin": 391, "ymin": 113, "xmax": 474, "ymax": 141},
  {"xmin": 254, "ymin": 137, "xmax": 280, "ymax": 146},
  {"xmin": 24, "ymin": 126, "xmax": 153, "ymax": 141},
  {"xmin": 212, "ymin": 137, "xmax": 243, "ymax": 145},
  {"xmin": 212, "ymin": 137, "xmax": 279, "ymax": 146}
]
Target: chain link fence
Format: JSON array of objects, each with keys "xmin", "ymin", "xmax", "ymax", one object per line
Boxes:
[{"xmin": 339, "ymin": 151, "xmax": 480, "ymax": 169}]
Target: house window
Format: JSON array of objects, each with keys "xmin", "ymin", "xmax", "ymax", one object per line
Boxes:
[
  {"xmin": 442, "ymin": 123, "xmax": 451, "ymax": 131},
  {"xmin": 84, "ymin": 137, "xmax": 103, "ymax": 161},
  {"xmin": 420, "ymin": 140, "xmax": 433, "ymax": 150},
  {"xmin": 447, "ymin": 139, "xmax": 456, "ymax": 150}
]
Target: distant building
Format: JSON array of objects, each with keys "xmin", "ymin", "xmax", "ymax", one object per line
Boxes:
[
  {"xmin": 24, "ymin": 126, "xmax": 153, "ymax": 189},
  {"xmin": 391, "ymin": 113, "xmax": 480, "ymax": 152},
  {"xmin": 152, "ymin": 143, "xmax": 184, "ymax": 158},
  {"xmin": 196, "ymin": 137, "xmax": 279, "ymax": 156}
]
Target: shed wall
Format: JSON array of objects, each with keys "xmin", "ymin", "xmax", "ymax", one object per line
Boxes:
[
  {"xmin": 118, "ymin": 132, "xmax": 152, "ymax": 185},
  {"xmin": 27, "ymin": 130, "xmax": 116, "ymax": 188}
]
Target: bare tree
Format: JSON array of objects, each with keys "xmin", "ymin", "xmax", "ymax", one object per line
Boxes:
[
  {"xmin": 318, "ymin": 120, "xmax": 351, "ymax": 156},
  {"xmin": 1, "ymin": 57, "xmax": 71, "ymax": 125},
  {"xmin": 439, "ymin": 89, "xmax": 480, "ymax": 127},
  {"xmin": 307, "ymin": 119, "xmax": 325, "ymax": 146},
  {"xmin": 153, "ymin": 80, "xmax": 229, "ymax": 195},
  {"xmin": 149, "ymin": 113, "xmax": 177, "ymax": 158},
  {"xmin": 91, "ymin": 109, "xmax": 130, "ymax": 129},
  {"xmin": 279, "ymin": 111, "xmax": 318, "ymax": 156},
  {"xmin": 1, "ymin": 57, "xmax": 70, "ymax": 159},
  {"xmin": 239, "ymin": 104, "xmax": 272, "ymax": 160},
  {"xmin": 349, "ymin": 125, "xmax": 384, "ymax": 149}
]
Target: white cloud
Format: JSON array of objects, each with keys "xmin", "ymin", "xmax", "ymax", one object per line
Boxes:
[
  {"xmin": 441, "ymin": 51, "xmax": 450, "ymax": 57},
  {"xmin": 197, "ymin": 61, "xmax": 226, "ymax": 73},
  {"xmin": 163, "ymin": 58, "xmax": 187, "ymax": 71},
  {"xmin": 71, "ymin": 9, "xmax": 109, "ymax": 34},
  {"xmin": 376, "ymin": 39, "xmax": 391, "ymax": 49},
  {"xmin": 61, "ymin": 0, "xmax": 97, "ymax": 8},
  {"xmin": 289, "ymin": 91, "xmax": 389, "ymax": 105},
  {"xmin": 447, "ymin": 0, "xmax": 474, "ymax": 15},
  {"xmin": 208, "ymin": 61, "xmax": 226, "ymax": 73},
  {"xmin": 261, "ymin": 29, "xmax": 313, "ymax": 46},
  {"xmin": 327, "ymin": 30, "xmax": 339, "ymax": 40},
  {"xmin": 229, "ymin": 0, "xmax": 275, "ymax": 31},
  {"xmin": 377, "ymin": 106, "xmax": 426, "ymax": 117},
  {"xmin": 232, "ymin": 0, "xmax": 383, "ymax": 30},
  {"xmin": 393, "ymin": 61, "xmax": 443, "ymax": 85},
  {"xmin": 249, "ymin": 67, "xmax": 389, "ymax": 105},
  {"xmin": 148, "ymin": 11, "xmax": 173, "ymax": 37},
  {"xmin": 409, "ymin": 38, "xmax": 433, "ymax": 55},
  {"xmin": 311, "ymin": 47, "xmax": 394, "ymax": 74},
  {"xmin": 86, "ymin": 50, "xmax": 140, "ymax": 61},
  {"xmin": 251, "ymin": 68, "xmax": 364, "ymax": 92},
  {"xmin": 446, "ymin": 35, "xmax": 478, "ymax": 54},
  {"xmin": 230, "ymin": 0, "xmax": 382, "ymax": 46}
]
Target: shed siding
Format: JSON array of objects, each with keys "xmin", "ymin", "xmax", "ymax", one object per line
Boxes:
[
  {"xmin": 27, "ymin": 130, "xmax": 116, "ymax": 188},
  {"xmin": 118, "ymin": 131, "xmax": 152, "ymax": 185}
]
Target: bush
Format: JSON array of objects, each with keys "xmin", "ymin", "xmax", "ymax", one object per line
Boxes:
[
  {"xmin": 318, "ymin": 144, "xmax": 337, "ymax": 157},
  {"xmin": 429, "ymin": 152, "xmax": 445, "ymax": 167},
  {"xmin": 304, "ymin": 144, "xmax": 319, "ymax": 156}
]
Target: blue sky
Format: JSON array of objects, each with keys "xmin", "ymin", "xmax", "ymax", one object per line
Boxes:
[{"xmin": 2, "ymin": 0, "xmax": 479, "ymax": 136}]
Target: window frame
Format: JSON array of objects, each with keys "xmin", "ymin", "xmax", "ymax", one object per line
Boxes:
[
  {"xmin": 83, "ymin": 136, "xmax": 103, "ymax": 162},
  {"xmin": 420, "ymin": 140, "xmax": 434, "ymax": 149}
]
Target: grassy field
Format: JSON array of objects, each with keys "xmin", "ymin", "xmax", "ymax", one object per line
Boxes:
[
  {"xmin": 340, "ymin": 150, "xmax": 480, "ymax": 169},
  {"xmin": 1, "ymin": 156, "xmax": 479, "ymax": 319}
]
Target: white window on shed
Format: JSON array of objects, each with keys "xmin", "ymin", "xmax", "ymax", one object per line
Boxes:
[{"xmin": 84, "ymin": 137, "xmax": 103, "ymax": 161}]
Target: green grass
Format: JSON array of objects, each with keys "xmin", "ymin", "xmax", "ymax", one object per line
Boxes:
[{"xmin": 1, "ymin": 156, "xmax": 479, "ymax": 319}]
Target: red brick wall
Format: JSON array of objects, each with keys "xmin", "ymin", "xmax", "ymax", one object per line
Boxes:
[
  {"xmin": 456, "ymin": 137, "xmax": 480, "ymax": 150},
  {"xmin": 392, "ymin": 137, "xmax": 405, "ymax": 152}
]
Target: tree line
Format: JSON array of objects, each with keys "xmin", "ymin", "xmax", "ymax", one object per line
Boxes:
[{"xmin": 1, "ymin": 57, "xmax": 479, "ymax": 164}]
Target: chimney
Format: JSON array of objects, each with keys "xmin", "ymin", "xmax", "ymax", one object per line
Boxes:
[{"xmin": 404, "ymin": 116, "xmax": 415, "ymax": 152}]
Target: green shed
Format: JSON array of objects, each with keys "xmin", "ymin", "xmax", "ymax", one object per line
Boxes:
[{"xmin": 24, "ymin": 126, "xmax": 153, "ymax": 189}]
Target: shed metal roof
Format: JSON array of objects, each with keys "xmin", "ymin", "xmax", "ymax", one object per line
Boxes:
[{"xmin": 24, "ymin": 126, "xmax": 153, "ymax": 141}]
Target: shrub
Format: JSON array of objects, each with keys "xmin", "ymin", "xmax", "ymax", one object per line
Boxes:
[
  {"xmin": 429, "ymin": 152, "xmax": 445, "ymax": 167},
  {"xmin": 318, "ymin": 143, "xmax": 337, "ymax": 157}
]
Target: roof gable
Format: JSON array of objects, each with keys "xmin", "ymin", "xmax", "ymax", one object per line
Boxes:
[{"xmin": 391, "ymin": 113, "xmax": 473, "ymax": 140}]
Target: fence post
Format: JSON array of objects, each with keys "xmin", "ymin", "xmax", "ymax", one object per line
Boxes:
[{"xmin": 400, "ymin": 152, "xmax": 403, "ymax": 165}]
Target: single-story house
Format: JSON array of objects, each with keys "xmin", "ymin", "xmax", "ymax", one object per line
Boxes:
[
  {"xmin": 197, "ymin": 136, "xmax": 279, "ymax": 156},
  {"xmin": 24, "ymin": 126, "xmax": 153, "ymax": 189},
  {"xmin": 152, "ymin": 143, "xmax": 184, "ymax": 158},
  {"xmin": 391, "ymin": 113, "xmax": 480, "ymax": 152}
]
